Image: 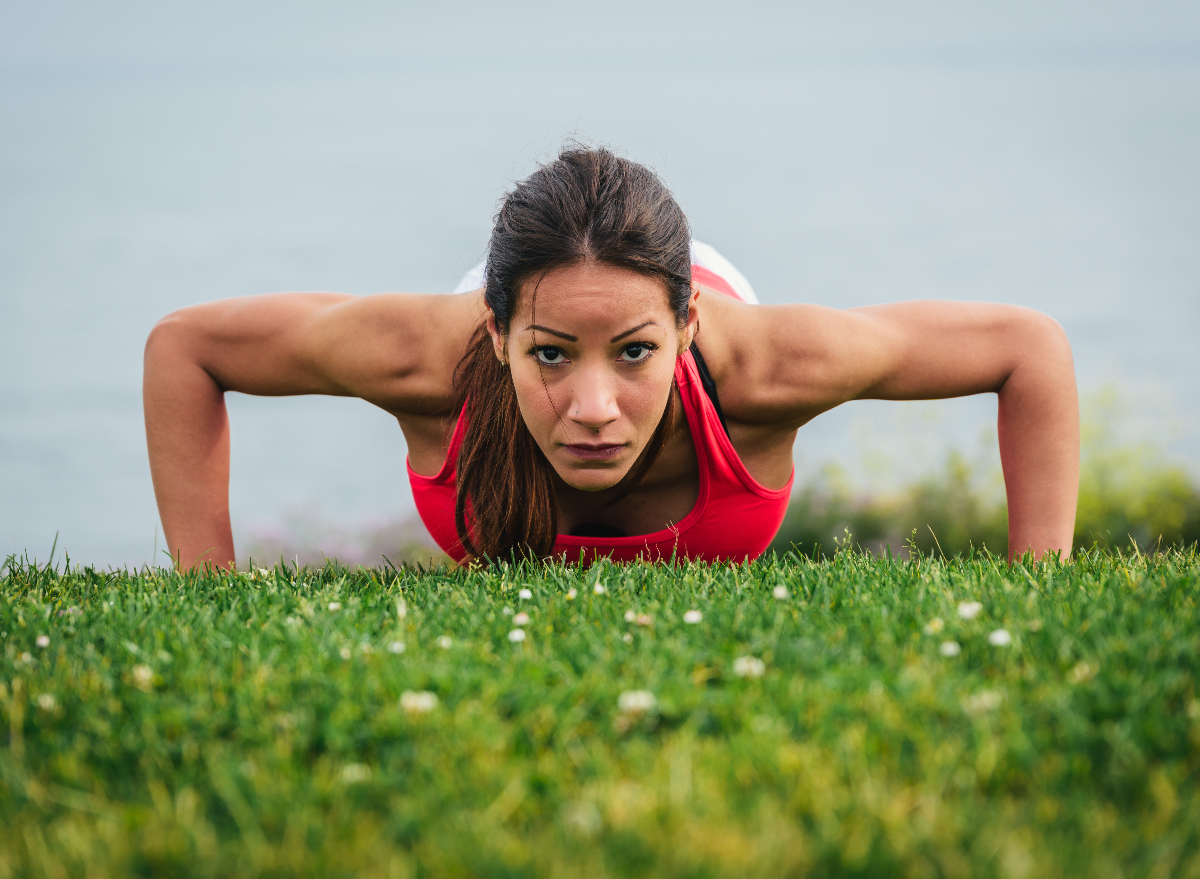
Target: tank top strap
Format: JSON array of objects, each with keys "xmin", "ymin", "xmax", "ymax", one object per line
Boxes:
[
  {"xmin": 408, "ymin": 407, "xmax": 467, "ymax": 488},
  {"xmin": 674, "ymin": 348, "xmax": 794, "ymax": 501},
  {"xmin": 674, "ymin": 349, "xmax": 722, "ymax": 480}
]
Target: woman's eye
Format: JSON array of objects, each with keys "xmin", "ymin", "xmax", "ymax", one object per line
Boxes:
[
  {"xmin": 535, "ymin": 347, "xmax": 567, "ymax": 365},
  {"xmin": 619, "ymin": 344, "xmax": 654, "ymax": 363}
]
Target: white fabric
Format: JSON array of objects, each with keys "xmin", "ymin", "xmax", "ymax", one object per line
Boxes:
[
  {"xmin": 688, "ymin": 240, "xmax": 760, "ymax": 304},
  {"xmin": 451, "ymin": 239, "xmax": 758, "ymax": 304}
]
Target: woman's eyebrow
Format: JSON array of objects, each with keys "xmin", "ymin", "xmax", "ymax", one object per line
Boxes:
[
  {"xmin": 610, "ymin": 321, "xmax": 658, "ymax": 342},
  {"xmin": 524, "ymin": 324, "xmax": 576, "ymax": 341}
]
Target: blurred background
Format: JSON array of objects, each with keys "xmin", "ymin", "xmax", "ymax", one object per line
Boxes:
[{"xmin": 2, "ymin": 0, "xmax": 1197, "ymax": 567}]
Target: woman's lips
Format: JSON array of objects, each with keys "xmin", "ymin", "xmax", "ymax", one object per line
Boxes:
[{"xmin": 562, "ymin": 443, "xmax": 625, "ymax": 461}]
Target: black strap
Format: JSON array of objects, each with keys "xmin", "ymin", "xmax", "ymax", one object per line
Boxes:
[{"xmin": 689, "ymin": 343, "xmax": 729, "ymax": 437}]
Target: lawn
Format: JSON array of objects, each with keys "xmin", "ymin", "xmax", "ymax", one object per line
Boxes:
[{"xmin": 2, "ymin": 549, "xmax": 1198, "ymax": 878}]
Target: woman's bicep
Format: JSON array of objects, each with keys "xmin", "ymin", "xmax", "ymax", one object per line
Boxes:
[
  {"xmin": 146, "ymin": 292, "xmax": 456, "ymax": 407},
  {"xmin": 845, "ymin": 301, "xmax": 1070, "ymax": 401},
  {"xmin": 147, "ymin": 293, "xmax": 358, "ymax": 396},
  {"xmin": 743, "ymin": 301, "xmax": 1069, "ymax": 423}
]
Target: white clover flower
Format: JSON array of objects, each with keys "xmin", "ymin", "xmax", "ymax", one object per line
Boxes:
[
  {"xmin": 566, "ymin": 587, "xmax": 578, "ymax": 600},
  {"xmin": 560, "ymin": 800, "xmax": 602, "ymax": 837},
  {"xmin": 388, "ymin": 641, "xmax": 406, "ymax": 654},
  {"xmin": 19, "ymin": 651, "xmax": 32, "ymax": 664},
  {"xmin": 518, "ymin": 588, "xmax": 533, "ymax": 600},
  {"xmin": 939, "ymin": 641, "xmax": 962, "ymax": 657},
  {"xmin": 624, "ymin": 610, "xmax": 636, "ymax": 622},
  {"xmin": 400, "ymin": 690, "xmax": 439, "ymax": 715},
  {"xmin": 593, "ymin": 581, "xmax": 606, "ymax": 595},
  {"xmin": 502, "ymin": 606, "xmax": 514, "ymax": 616},
  {"xmin": 957, "ymin": 601, "xmax": 983, "ymax": 620},
  {"xmin": 340, "ymin": 646, "xmax": 352, "ymax": 660},
  {"xmin": 617, "ymin": 690, "xmax": 657, "ymax": 714},
  {"xmin": 132, "ymin": 664, "xmax": 154, "ymax": 690},
  {"xmin": 1068, "ymin": 660, "xmax": 1095, "ymax": 684},
  {"xmin": 773, "ymin": 585, "xmax": 789, "ymax": 600},
  {"xmin": 963, "ymin": 689, "xmax": 1003, "ymax": 714},
  {"xmin": 328, "ymin": 601, "xmax": 342, "ymax": 612},
  {"xmin": 988, "ymin": 628, "xmax": 1012, "ymax": 647},
  {"xmin": 257, "ymin": 568, "xmax": 271, "ymax": 578},
  {"xmin": 733, "ymin": 656, "xmax": 766, "ymax": 679},
  {"xmin": 923, "ymin": 617, "xmax": 945, "ymax": 635},
  {"xmin": 35, "ymin": 634, "xmax": 50, "ymax": 648},
  {"xmin": 340, "ymin": 763, "xmax": 371, "ymax": 783},
  {"xmin": 513, "ymin": 612, "xmax": 530, "ymax": 626},
  {"xmin": 508, "ymin": 629, "xmax": 526, "ymax": 643},
  {"xmin": 37, "ymin": 693, "xmax": 57, "ymax": 711},
  {"xmin": 636, "ymin": 614, "xmax": 652, "ymax": 627},
  {"xmin": 683, "ymin": 610, "xmax": 703, "ymax": 624},
  {"xmin": 622, "ymin": 632, "xmax": 634, "ymax": 643},
  {"xmin": 437, "ymin": 636, "xmax": 453, "ymax": 650},
  {"xmin": 359, "ymin": 642, "xmax": 373, "ymax": 654},
  {"xmin": 285, "ymin": 615, "xmax": 303, "ymax": 627}
]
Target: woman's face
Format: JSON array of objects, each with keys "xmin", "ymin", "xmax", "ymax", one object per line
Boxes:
[{"xmin": 487, "ymin": 261, "xmax": 699, "ymax": 493}]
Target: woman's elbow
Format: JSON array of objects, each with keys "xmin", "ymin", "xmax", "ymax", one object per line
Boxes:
[
  {"xmin": 1011, "ymin": 307, "xmax": 1074, "ymax": 372},
  {"xmin": 144, "ymin": 307, "xmax": 203, "ymax": 368}
]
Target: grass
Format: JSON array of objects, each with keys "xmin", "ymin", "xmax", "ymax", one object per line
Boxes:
[{"xmin": 2, "ymin": 549, "xmax": 1199, "ymax": 878}]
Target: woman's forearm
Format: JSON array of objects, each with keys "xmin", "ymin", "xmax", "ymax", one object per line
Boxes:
[
  {"xmin": 996, "ymin": 314, "xmax": 1079, "ymax": 560},
  {"xmin": 143, "ymin": 316, "xmax": 236, "ymax": 571}
]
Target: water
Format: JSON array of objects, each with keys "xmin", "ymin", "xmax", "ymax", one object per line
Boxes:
[{"xmin": 2, "ymin": 2, "xmax": 1198, "ymax": 566}]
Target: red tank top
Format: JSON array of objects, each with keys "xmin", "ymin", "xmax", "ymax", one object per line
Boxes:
[{"xmin": 406, "ymin": 348, "xmax": 794, "ymax": 565}]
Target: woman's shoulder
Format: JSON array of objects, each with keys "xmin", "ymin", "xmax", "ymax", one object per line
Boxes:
[
  {"xmin": 695, "ymin": 292, "xmax": 852, "ymax": 429},
  {"xmin": 309, "ymin": 289, "xmax": 486, "ymax": 416}
]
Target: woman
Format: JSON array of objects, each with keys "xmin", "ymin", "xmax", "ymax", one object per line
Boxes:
[{"xmin": 144, "ymin": 146, "xmax": 1079, "ymax": 569}]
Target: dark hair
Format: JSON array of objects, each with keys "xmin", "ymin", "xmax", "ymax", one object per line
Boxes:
[{"xmin": 452, "ymin": 146, "xmax": 693, "ymax": 562}]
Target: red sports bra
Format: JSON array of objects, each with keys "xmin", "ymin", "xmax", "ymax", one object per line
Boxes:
[{"xmin": 406, "ymin": 347, "xmax": 794, "ymax": 565}]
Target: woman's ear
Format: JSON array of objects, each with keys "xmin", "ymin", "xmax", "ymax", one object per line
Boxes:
[
  {"xmin": 485, "ymin": 309, "xmax": 508, "ymax": 365},
  {"xmin": 681, "ymin": 284, "xmax": 702, "ymax": 352}
]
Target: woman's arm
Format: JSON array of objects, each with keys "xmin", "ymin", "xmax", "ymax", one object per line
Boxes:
[
  {"xmin": 722, "ymin": 299, "xmax": 1079, "ymax": 559},
  {"xmin": 143, "ymin": 291, "xmax": 476, "ymax": 570}
]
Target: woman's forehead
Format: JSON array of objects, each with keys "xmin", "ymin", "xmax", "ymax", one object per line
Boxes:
[{"xmin": 514, "ymin": 262, "xmax": 674, "ymax": 323}]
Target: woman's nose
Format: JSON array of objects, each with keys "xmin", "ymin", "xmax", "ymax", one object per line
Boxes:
[{"xmin": 568, "ymin": 372, "xmax": 620, "ymax": 429}]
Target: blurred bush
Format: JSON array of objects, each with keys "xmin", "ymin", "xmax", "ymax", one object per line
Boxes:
[
  {"xmin": 768, "ymin": 453, "xmax": 1010, "ymax": 559},
  {"xmin": 771, "ymin": 397, "xmax": 1200, "ymax": 559},
  {"xmin": 1075, "ymin": 404, "xmax": 1200, "ymax": 551}
]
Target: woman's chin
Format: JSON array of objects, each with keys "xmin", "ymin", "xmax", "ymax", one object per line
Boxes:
[{"xmin": 556, "ymin": 465, "xmax": 630, "ymax": 494}]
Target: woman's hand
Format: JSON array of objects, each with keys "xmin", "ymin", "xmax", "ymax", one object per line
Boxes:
[
  {"xmin": 722, "ymin": 299, "xmax": 1079, "ymax": 559},
  {"xmin": 143, "ymin": 291, "xmax": 477, "ymax": 570}
]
